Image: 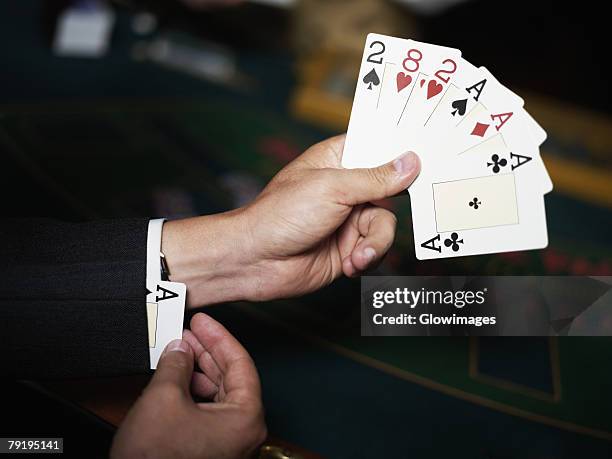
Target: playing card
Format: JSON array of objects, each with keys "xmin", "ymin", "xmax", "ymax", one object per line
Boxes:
[
  {"xmin": 424, "ymin": 59, "xmax": 504, "ymax": 143},
  {"xmin": 407, "ymin": 119, "xmax": 550, "ymax": 259},
  {"xmin": 476, "ymin": 67, "xmax": 552, "ymax": 193},
  {"xmin": 443, "ymin": 67, "xmax": 523, "ymax": 156},
  {"xmin": 410, "ymin": 175, "xmax": 547, "ymax": 260},
  {"xmin": 393, "ymin": 40, "xmax": 463, "ymax": 133},
  {"xmin": 147, "ymin": 280, "xmax": 186, "ymax": 369},
  {"xmin": 343, "ymin": 33, "xmax": 461, "ymax": 169},
  {"xmin": 427, "ymin": 65, "xmax": 552, "ymax": 193},
  {"xmin": 342, "ymin": 34, "xmax": 552, "ymax": 260},
  {"xmin": 453, "ymin": 107, "xmax": 553, "ymax": 194},
  {"xmin": 520, "ymin": 105, "xmax": 552, "ymax": 194}
]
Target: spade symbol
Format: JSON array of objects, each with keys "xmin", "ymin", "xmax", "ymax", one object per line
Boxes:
[
  {"xmin": 363, "ymin": 68, "xmax": 380, "ymax": 90},
  {"xmin": 451, "ymin": 98, "xmax": 467, "ymax": 116}
]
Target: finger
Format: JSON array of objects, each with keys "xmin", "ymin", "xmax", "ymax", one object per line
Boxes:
[
  {"xmin": 183, "ymin": 330, "xmax": 222, "ymax": 399},
  {"xmin": 350, "ymin": 207, "xmax": 397, "ymax": 272},
  {"xmin": 190, "ymin": 313, "xmax": 262, "ymax": 406},
  {"xmin": 148, "ymin": 339, "xmax": 194, "ymax": 396},
  {"xmin": 336, "ymin": 206, "xmax": 364, "ymax": 277},
  {"xmin": 183, "ymin": 329, "xmax": 223, "ymax": 387},
  {"xmin": 330, "ymin": 151, "xmax": 420, "ymax": 205},
  {"xmin": 343, "ymin": 236, "xmax": 365, "ymax": 277},
  {"xmin": 191, "ymin": 371, "xmax": 220, "ymax": 400}
]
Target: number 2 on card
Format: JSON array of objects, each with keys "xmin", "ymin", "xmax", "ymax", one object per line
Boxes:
[
  {"xmin": 366, "ymin": 41, "xmax": 386, "ymax": 64},
  {"xmin": 434, "ymin": 59, "xmax": 457, "ymax": 83}
]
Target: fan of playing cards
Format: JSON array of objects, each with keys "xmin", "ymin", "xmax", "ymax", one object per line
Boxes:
[{"xmin": 342, "ymin": 34, "xmax": 552, "ymax": 260}]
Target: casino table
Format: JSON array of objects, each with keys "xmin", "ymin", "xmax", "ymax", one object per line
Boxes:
[{"xmin": 1, "ymin": 2, "xmax": 612, "ymax": 457}]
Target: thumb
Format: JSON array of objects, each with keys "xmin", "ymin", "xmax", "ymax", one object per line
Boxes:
[
  {"xmin": 334, "ymin": 151, "xmax": 420, "ymax": 205},
  {"xmin": 149, "ymin": 339, "xmax": 194, "ymax": 395}
]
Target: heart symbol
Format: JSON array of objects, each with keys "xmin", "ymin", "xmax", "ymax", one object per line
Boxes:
[
  {"xmin": 396, "ymin": 72, "xmax": 412, "ymax": 92},
  {"xmin": 427, "ymin": 79, "xmax": 443, "ymax": 99}
]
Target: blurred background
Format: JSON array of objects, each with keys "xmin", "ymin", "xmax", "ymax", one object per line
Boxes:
[{"xmin": 1, "ymin": 0, "xmax": 611, "ymax": 457}]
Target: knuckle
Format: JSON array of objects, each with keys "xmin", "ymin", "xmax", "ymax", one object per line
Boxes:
[
  {"xmin": 366, "ymin": 167, "xmax": 390, "ymax": 192},
  {"xmin": 369, "ymin": 208, "xmax": 397, "ymax": 250},
  {"xmin": 385, "ymin": 210, "xmax": 398, "ymax": 232},
  {"xmin": 383, "ymin": 221, "xmax": 398, "ymax": 247}
]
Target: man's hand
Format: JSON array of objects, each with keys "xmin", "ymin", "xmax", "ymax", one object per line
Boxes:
[
  {"xmin": 111, "ymin": 313, "xmax": 266, "ymax": 459},
  {"xmin": 162, "ymin": 135, "xmax": 420, "ymax": 306}
]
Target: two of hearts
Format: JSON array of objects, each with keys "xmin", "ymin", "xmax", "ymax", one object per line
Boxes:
[{"xmin": 396, "ymin": 72, "xmax": 442, "ymax": 99}]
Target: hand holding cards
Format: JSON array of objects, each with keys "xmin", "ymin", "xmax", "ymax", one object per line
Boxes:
[{"xmin": 343, "ymin": 33, "xmax": 551, "ymax": 260}]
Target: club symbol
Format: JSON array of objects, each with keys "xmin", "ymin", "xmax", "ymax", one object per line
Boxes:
[
  {"xmin": 487, "ymin": 154, "xmax": 508, "ymax": 173},
  {"xmin": 468, "ymin": 197, "xmax": 481, "ymax": 209},
  {"xmin": 444, "ymin": 232, "xmax": 464, "ymax": 252}
]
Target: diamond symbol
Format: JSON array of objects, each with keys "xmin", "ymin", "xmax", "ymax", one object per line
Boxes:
[{"xmin": 470, "ymin": 122, "xmax": 490, "ymax": 137}]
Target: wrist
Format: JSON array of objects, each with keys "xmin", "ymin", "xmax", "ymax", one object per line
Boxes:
[{"xmin": 160, "ymin": 208, "xmax": 258, "ymax": 308}]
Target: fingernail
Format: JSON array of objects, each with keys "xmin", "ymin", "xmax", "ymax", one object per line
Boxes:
[
  {"xmin": 393, "ymin": 152, "xmax": 418, "ymax": 176},
  {"xmin": 363, "ymin": 247, "xmax": 376, "ymax": 264},
  {"xmin": 165, "ymin": 339, "xmax": 188, "ymax": 354}
]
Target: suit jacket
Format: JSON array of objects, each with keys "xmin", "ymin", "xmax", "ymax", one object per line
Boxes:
[{"xmin": 0, "ymin": 218, "xmax": 150, "ymax": 379}]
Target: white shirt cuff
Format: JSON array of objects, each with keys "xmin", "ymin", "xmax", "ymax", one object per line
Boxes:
[{"xmin": 146, "ymin": 218, "xmax": 166, "ymax": 283}]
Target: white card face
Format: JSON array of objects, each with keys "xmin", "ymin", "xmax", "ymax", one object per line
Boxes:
[
  {"xmin": 433, "ymin": 174, "xmax": 518, "ymax": 232},
  {"xmin": 452, "ymin": 108, "xmax": 552, "ymax": 193},
  {"xmin": 521, "ymin": 109, "xmax": 552, "ymax": 194},
  {"xmin": 475, "ymin": 68, "xmax": 551, "ymax": 193},
  {"xmin": 147, "ymin": 280, "xmax": 186, "ymax": 369},
  {"xmin": 342, "ymin": 33, "xmax": 461, "ymax": 169},
  {"xmin": 410, "ymin": 148, "xmax": 548, "ymax": 260},
  {"xmin": 422, "ymin": 58, "xmax": 491, "ymax": 143},
  {"xmin": 523, "ymin": 109, "xmax": 547, "ymax": 146},
  {"xmin": 445, "ymin": 67, "xmax": 524, "ymax": 156},
  {"xmin": 422, "ymin": 62, "xmax": 548, "ymax": 171},
  {"xmin": 393, "ymin": 40, "xmax": 462, "ymax": 133},
  {"xmin": 411, "ymin": 182, "xmax": 547, "ymax": 260}
]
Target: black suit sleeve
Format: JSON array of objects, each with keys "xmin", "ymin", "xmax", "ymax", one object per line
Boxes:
[{"xmin": 0, "ymin": 218, "xmax": 151, "ymax": 379}]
